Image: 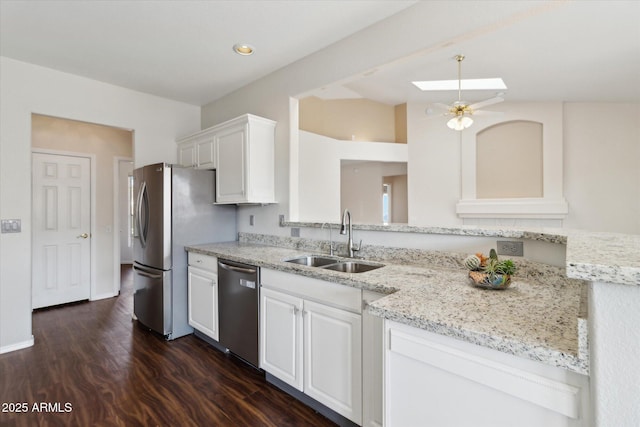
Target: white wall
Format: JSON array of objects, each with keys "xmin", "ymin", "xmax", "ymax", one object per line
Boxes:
[
  {"xmin": 299, "ymin": 131, "xmax": 408, "ymax": 223},
  {"xmin": 405, "ymin": 101, "xmax": 640, "ymax": 233},
  {"xmin": 406, "ymin": 102, "xmax": 464, "ymax": 226},
  {"xmin": 563, "ymin": 103, "xmax": 640, "ymax": 233},
  {"xmin": 589, "ymin": 282, "xmax": 640, "ymax": 426},
  {"xmin": 341, "ymin": 161, "xmax": 408, "ymax": 224},
  {"xmin": 0, "ymin": 57, "xmax": 200, "ymax": 353}
]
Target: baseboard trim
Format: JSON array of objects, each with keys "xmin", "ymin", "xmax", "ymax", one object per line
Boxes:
[
  {"xmin": 266, "ymin": 373, "xmax": 359, "ymax": 427},
  {"xmin": 90, "ymin": 292, "xmax": 118, "ymax": 302},
  {"xmin": 0, "ymin": 336, "xmax": 35, "ymax": 354}
]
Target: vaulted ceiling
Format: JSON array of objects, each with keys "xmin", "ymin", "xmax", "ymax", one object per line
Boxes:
[{"xmin": 1, "ymin": 1, "xmax": 639, "ymax": 107}]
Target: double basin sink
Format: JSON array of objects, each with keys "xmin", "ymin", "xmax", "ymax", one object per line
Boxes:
[{"xmin": 284, "ymin": 255, "xmax": 384, "ymax": 273}]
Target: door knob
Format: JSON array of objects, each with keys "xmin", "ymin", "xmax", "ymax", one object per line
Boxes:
[{"xmin": 77, "ymin": 233, "xmax": 89, "ymax": 239}]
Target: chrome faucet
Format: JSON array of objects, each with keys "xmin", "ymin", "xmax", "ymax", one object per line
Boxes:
[
  {"xmin": 340, "ymin": 208, "xmax": 361, "ymax": 257},
  {"xmin": 321, "ymin": 222, "xmax": 335, "ymax": 256}
]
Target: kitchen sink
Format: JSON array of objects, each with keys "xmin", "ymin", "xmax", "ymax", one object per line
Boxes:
[
  {"xmin": 284, "ymin": 255, "xmax": 340, "ymax": 267},
  {"xmin": 284, "ymin": 255, "xmax": 384, "ymax": 273},
  {"xmin": 321, "ymin": 261, "xmax": 383, "ymax": 273}
]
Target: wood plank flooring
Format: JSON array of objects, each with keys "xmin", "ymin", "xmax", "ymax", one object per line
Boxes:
[{"xmin": 0, "ymin": 265, "xmax": 335, "ymax": 427}]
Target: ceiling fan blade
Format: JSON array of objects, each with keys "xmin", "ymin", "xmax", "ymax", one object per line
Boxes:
[
  {"xmin": 472, "ymin": 110, "xmax": 504, "ymax": 116},
  {"xmin": 425, "ymin": 102, "xmax": 451, "ymax": 114},
  {"xmin": 430, "ymin": 102, "xmax": 452, "ymax": 110},
  {"xmin": 425, "ymin": 103, "xmax": 453, "ymax": 116},
  {"xmin": 468, "ymin": 96, "xmax": 504, "ymax": 110}
]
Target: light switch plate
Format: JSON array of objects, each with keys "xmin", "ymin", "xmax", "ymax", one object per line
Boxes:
[{"xmin": 1, "ymin": 219, "xmax": 21, "ymax": 233}]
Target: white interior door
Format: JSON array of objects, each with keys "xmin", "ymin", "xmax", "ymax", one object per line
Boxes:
[{"xmin": 32, "ymin": 152, "xmax": 91, "ymax": 309}]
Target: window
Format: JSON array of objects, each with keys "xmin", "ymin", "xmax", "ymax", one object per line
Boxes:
[{"xmin": 382, "ymin": 183, "xmax": 391, "ymax": 224}]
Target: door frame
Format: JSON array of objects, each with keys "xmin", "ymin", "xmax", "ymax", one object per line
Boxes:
[
  {"xmin": 31, "ymin": 148, "xmax": 97, "ymax": 302},
  {"xmin": 113, "ymin": 156, "xmax": 133, "ymax": 295}
]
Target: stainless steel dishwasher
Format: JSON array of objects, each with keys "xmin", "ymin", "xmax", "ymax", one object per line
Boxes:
[{"xmin": 217, "ymin": 258, "xmax": 259, "ymax": 368}]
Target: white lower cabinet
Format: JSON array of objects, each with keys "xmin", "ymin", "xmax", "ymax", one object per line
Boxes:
[
  {"xmin": 187, "ymin": 254, "xmax": 219, "ymax": 341},
  {"xmin": 260, "ymin": 287, "xmax": 303, "ymax": 390},
  {"xmin": 303, "ymin": 299, "xmax": 362, "ymax": 423},
  {"xmin": 260, "ymin": 269, "xmax": 362, "ymax": 425},
  {"xmin": 385, "ymin": 320, "xmax": 591, "ymax": 427}
]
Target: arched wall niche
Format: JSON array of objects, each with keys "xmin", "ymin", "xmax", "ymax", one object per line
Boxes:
[
  {"xmin": 476, "ymin": 120, "xmax": 543, "ymax": 199},
  {"xmin": 457, "ymin": 102, "xmax": 568, "ymax": 226}
]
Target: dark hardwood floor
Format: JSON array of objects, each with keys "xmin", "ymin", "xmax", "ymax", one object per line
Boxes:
[{"xmin": 0, "ymin": 265, "xmax": 335, "ymax": 427}]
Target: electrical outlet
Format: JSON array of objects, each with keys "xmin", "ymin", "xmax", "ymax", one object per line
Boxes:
[
  {"xmin": 249, "ymin": 215, "xmax": 255, "ymax": 226},
  {"xmin": 497, "ymin": 241, "xmax": 524, "ymax": 257},
  {"xmin": 291, "ymin": 228, "xmax": 300, "ymax": 237}
]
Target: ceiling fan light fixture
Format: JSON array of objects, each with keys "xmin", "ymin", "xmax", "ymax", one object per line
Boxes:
[
  {"xmin": 447, "ymin": 115, "xmax": 473, "ymax": 131},
  {"xmin": 424, "ymin": 54, "xmax": 504, "ymax": 131}
]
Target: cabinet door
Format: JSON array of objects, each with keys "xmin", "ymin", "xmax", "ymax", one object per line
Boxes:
[
  {"xmin": 386, "ymin": 321, "xmax": 589, "ymax": 427},
  {"xmin": 178, "ymin": 141, "xmax": 196, "ymax": 168},
  {"xmin": 187, "ymin": 266, "xmax": 218, "ymax": 341},
  {"xmin": 260, "ymin": 288, "xmax": 303, "ymax": 390},
  {"xmin": 304, "ymin": 300, "xmax": 362, "ymax": 424},
  {"xmin": 215, "ymin": 124, "xmax": 247, "ymax": 203},
  {"xmin": 196, "ymin": 136, "xmax": 216, "ymax": 169}
]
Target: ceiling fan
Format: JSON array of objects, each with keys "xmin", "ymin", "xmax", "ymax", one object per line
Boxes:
[{"xmin": 426, "ymin": 54, "xmax": 504, "ymax": 131}]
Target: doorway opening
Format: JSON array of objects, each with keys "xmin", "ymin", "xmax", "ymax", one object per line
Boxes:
[{"xmin": 31, "ymin": 114, "xmax": 134, "ymax": 308}]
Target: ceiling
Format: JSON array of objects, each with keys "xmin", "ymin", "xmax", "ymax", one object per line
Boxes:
[
  {"xmin": 1, "ymin": 1, "xmax": 639, "ymax": 107},
  {"xmin": 0, "ymin": 0, "xmax": 415, "ymax": 106},
  {"xmin": 313, "ymin": 0, "xmax": 640, "ymax": 105}
]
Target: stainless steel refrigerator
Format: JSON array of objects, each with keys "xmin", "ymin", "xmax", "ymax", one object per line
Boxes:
[{"xmin": 133, "ymin": 163, "xmax": 236, "ymax": 340}]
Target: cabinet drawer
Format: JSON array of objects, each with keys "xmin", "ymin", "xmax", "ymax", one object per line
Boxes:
[
  {"xmin": 188, "ymin": 252, "xmax": 218, "ymax": 272},
  {"xmin": 261, "ymin": 268, "xmax": 361, "ymax": 313}
]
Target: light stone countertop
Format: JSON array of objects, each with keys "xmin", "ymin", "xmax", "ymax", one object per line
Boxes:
[
  {"xmin": 566, "ymin": 231, "xmax": 640, "ymax": 286},
  {"xmin": 186, "ymin": 240, "xmax": 588, "ymax": 375},
  {"xmin": 285, "ymin": 221, "xmax": 640, "ymax": 286},
  {"xmin": 282, "ymin": 220, "xmax": 570, "ymax": 244}
]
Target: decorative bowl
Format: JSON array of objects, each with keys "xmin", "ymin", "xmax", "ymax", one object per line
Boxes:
[{"xmin": 468, "ymin": 271, "xmax": 512, "ymax": 290}]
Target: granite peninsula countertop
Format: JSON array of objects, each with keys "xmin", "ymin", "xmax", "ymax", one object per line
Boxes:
[
  {"xmin": 186, "ymin": 241, "xmax": 588, "ymax": 375},
  {"xmin": 284, "ymin": 221, "xmax": 640, "ymax": 286},
  {"xmin": 566, "ymin": 231, "xmax": 640, "ymax": 286},
  {"xmin": 282, "ymin": 220, "xmax": 570, "ymax": 244}
]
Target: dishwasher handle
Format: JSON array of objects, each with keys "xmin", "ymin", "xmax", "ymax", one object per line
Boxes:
[{"xmin": 218, "ymin": 260, "xmax": 257, "ymax": 275}]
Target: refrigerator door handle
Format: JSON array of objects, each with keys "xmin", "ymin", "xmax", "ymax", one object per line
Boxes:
[
  {"xmin": 137, "ymin": 181, "xmax": 148, "ymax": 248},
  {"xmin": 133, "ymin": 264, "xmax": 163, "ymax": 279},
  {"xmin": 218, "ymin": 261, "xmax": 257, "ymax": 275}
]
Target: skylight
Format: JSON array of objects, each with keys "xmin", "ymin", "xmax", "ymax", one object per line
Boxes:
[{"xmin": 412, "ymin": 78, "xmax": 507, "ymax": 91}]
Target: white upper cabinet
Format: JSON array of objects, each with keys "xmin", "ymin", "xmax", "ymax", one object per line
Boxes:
[
  {"xmin": 177, "ymin": 131, "xmax": 216, "ymax": 169},
  {"xmin": 176, "ymin": 114, "xmax": 276, "ymax": 204},
  {"xmin": 178, "ymin": 140, "xmax": 197, "ymax": 168}
]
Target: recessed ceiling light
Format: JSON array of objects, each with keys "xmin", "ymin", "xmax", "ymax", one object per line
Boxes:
[
  {"xmin": 412, "ymin": 78, "xmax": 507, "ymax": 91},
  {"xmin": 233, "ymin": 43, "xmax": 255, "ymax": 56}
]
